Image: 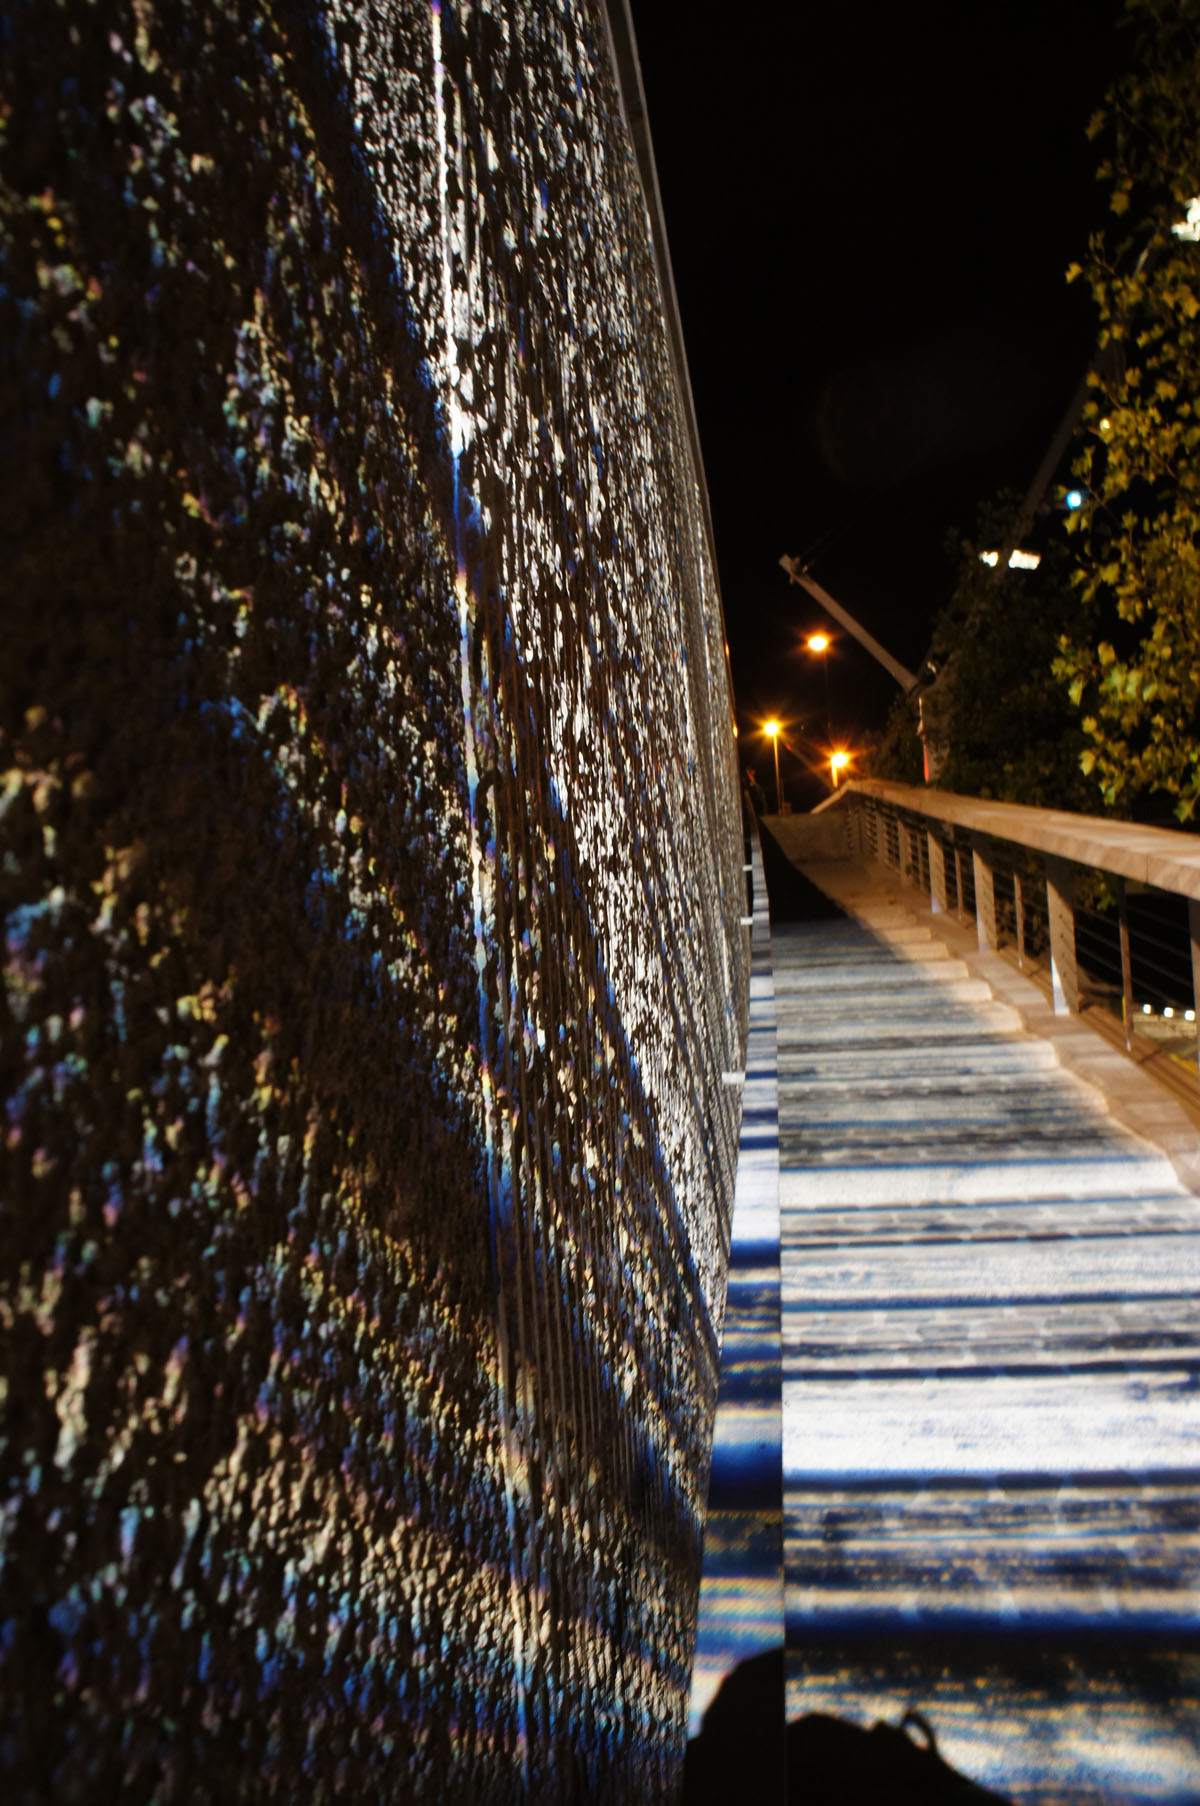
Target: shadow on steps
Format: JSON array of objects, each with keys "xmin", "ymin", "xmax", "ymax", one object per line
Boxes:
[
  {"xmin": 757, "ymin": 820, "xmax": 848, "ymax": 925},
  {"xmin": 682, "ymin": 1646, "xmax": 1011, "ymax": 1804}
]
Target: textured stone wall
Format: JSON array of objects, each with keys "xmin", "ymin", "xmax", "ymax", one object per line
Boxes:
[{"xmin": 0, "ymin": 1, "xmax": 747, "ymax": 1798}]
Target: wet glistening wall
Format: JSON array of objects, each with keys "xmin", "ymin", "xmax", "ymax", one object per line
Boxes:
[{"xmin": 0, "ymin": 1, "xmax": 747, "ymax": 1798}]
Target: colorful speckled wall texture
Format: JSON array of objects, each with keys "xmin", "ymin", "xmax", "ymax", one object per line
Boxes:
[{"xmin": 0, "ymin": 1, "xmax": 747, "ymax": 1797}]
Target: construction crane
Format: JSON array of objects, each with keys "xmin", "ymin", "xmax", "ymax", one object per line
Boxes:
[{"xmin": 778, "ymin": 555, "xmax": 940, "ymax": 780}]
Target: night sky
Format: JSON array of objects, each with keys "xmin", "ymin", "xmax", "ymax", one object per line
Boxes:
[{"xmin": 628, "ymin": 0, "xmax": 1129, "ymax": 799}]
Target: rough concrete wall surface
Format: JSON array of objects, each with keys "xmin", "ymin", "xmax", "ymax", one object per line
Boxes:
[{"xmin": 0, "ymin": 3, "xmax": 747, "ymax": 1798}]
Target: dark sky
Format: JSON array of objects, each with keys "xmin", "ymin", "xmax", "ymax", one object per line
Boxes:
[{"xmin": 627, "ymin": 0, "xmax": 1128, "ymax": 795}]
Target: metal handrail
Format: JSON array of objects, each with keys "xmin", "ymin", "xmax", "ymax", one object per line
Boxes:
[{"xmin": 820, "ymin": 778, "xmax": 1200, "ymax": 1090}]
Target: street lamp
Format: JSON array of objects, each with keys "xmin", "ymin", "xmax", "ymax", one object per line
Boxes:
[
  {"xmin": 763, "ymin": 719, "xmax": 782, "ymax": 812},
  {"xmin": 805, "ymin": 631, "xmax": 832, "ymax": 732},
  {"xmin": 830, "ymin": 748, "xmax": 850, "ymax": 788}
]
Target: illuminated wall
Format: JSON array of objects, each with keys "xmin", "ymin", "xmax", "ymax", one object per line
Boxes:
[{"xmin": 0, "ymin": 2, "xmax": 746, "ymax": 1798}]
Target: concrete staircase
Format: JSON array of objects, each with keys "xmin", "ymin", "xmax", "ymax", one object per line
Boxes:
[{"xmin": 778, "ymin": 861, "xmax": 1200, "ymax": 1803}]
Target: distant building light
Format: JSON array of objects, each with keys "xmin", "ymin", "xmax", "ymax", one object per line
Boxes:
[
  {"xmin": 1065, "ymin": 489, "xmax": 1085, "ymax": 510},
  {"xmin": 1142, "ymin": 1003, "xmax": 1153, "ymax": 1014},
  {"xmin": 1187, "ymin": 1009, "xmax": 1196, "ymax": 1023},
  {"xmin": 1164, "ymin": 1006, "xmax": 1175, "ymax": 1019},
  {"xmin": 1172, "ymin": 196, "xmax": 1200, "ymax": 241},
  {"xmin": 978, "ymin": 549, "xmax": 1041, "ymax": 570}
]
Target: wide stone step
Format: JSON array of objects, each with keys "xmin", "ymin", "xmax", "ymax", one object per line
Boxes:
[
  {"xmin": 783, "ymin": 1362, "xmax": 1200, "ymax": 1483},
  {"xmin": 779, "ymin": 1062, "xmax": 1077, "ymax": 1102},
  {"xmin": 776, "ymin": 1037, "xmax": 1062, "ymax": 1081},
  {"xmin": 781, "ymin": 1190, "xmax": 1200, "ymax": 1250},
  {"xmin": 776, "ymin": 1003, "xmax": 1025, "ymax": 1043},
  {"xmin": 773, "ymin": 957, "xmax": 974, "ymax": 992},
  {"xmin": 784, "ymin": 1300, "xmax": 1200, "ymax": 1365},
  {"xmin": 775, "ymin": 988, "xmax": 992, "ymax": 1010},
  {"xmin": 779, "ymin": 1148, "xmax": 1184, "ymax": 1204},
  {"xmin": 781, "ymin": 1127, "xmax": 1139, "ymax": 1169},
  {"xmin": 773, "ymin": 936, "xmax": 958, "ymax": 966},
  {"xmin": 777, "ymin": 1088, "xmax": 1112, "ymax": 1130},
  {"xmin": 783, "ymin": 1220, "xmax": 1199, "ymax": 1301},
  {"xmin": 785, "ymin": 1473, "xmax": 1200, "ymax": 1626}
]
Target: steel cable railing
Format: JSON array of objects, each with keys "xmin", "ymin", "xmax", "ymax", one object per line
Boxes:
[{"xmin": 833, "ymin": 781, "xmax": 1200, "ymax": 1093}]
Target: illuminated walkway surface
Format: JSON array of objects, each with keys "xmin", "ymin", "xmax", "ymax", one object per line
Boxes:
[{"xmin": 778, "ymin": 858, "xmax": 1200, "ymax": 1804}]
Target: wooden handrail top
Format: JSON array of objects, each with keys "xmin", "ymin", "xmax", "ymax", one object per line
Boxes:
[{"xmin": 821, "ymin": 778, "xmax": 1200, "ymax": 903}]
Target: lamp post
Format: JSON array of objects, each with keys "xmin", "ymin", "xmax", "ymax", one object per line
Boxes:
[
  {"xmin": 830, "ymin": 748, "xmax": 850, "ymax": 788},
  {"xmin": 763, "ymin": 719, "xmax": 782, "ymax": 813}
]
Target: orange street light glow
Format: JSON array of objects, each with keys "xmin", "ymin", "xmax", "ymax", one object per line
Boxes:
[
  {"xmin": 763, "ymin": 720, "xmax": 783, "ymax": 811},
  {"xmin": 806, "ymin": 632, "xmax": 831, "ymax": 654},
  {"xmin": 830, "ymin": 749, "xmax": 850, "ymax": 786}
]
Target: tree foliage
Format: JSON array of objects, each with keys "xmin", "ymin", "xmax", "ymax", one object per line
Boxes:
[
  {"xmin": 865, "ymin": 689, "xmax": 926, "ymax": 787},
  {"xmin": 927, "ymin": 502, "xmax": 1097, "ymax": 807},
  {"xmin": 868, "ymin": 494, "xmax": 1096, "ymax": 809},
  {"xmin": 1055, "ymin": 0, "xmax": 1200, "ymax": 820}
]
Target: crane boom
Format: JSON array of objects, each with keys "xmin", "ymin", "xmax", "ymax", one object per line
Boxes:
[{"xmin": 779, "ymin": 555, "xmax": 920, "ymax": 694}]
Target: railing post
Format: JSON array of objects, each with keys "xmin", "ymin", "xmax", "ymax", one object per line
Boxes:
[
  {"xmin": 1013, "ymin": 869, "xmax": 1026, "ymax": 970},
  {"xmin": 927, "ymin": 831, "xmax": 947, "ymax": 915},
  {"xmin": 1118, "ymin": 878, "xmax": 1135, "ymax": 1053},
  {"xmin": 953, "ymin": 844, "xmax": 966, "ymax": 922},
  {"xmin": 971, "ymin": 836, "xmax": 999, "ymax": 953},
  {"xmin": 843, "ymin": 799, "xmax": 856, "ymax": 857},
  {"xmin": 896, "ymin": 816, "xmax": 912, "ymax": 886},
  {"xmin": 1045, "ymin": 855, "xmax": 1079, "ymax": 1016}
]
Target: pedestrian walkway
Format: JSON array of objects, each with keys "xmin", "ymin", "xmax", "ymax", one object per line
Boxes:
[{"xmin": 780, "ymin": 855, "xmax": 1200, "ymax": 1803}]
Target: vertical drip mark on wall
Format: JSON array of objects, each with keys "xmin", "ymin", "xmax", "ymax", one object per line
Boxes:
[
  {"xmin": 431, "ymin": 0, "xmax": 470, "ymax": 471},
  {"xmin": 433, "ymin": 0, "xmax": 529, "ymax": 1779}
]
